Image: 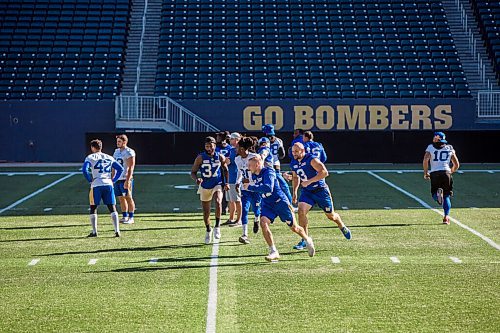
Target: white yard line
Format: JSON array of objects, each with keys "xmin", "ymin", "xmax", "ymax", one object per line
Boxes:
[
  {"xmin": 449, "ymin": 256, "xmax": 463, "ymax": 264},
  {"xmin": 368, "ymin": 172, "xmax": 500, "ymax": 251},
  {"xmin": 28, "ymin": 259, "xmax": 40, "ymax": 266},
  {"xmin": 149, "ymin": 258, "xmax": 158, "ymax": 264},
  {"xmin": 0, "ymin": 173, "xmax": 76, "ymax": 215},
  {"xmin": 205, "ymin": 238, "xmax": 220, "ymax": 333},
  {"xmin": 390, "ymin": 256, "xmax": 401, "ymax": 264}
]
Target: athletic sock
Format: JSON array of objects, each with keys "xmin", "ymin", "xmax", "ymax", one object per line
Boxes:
[
  {"xmin": 90, "ymin": 214, "xmax": 97, "ymax": 234},
  {"xmin": 206, "ymin": 224, "xmax": 211, "ymax": 232},
  {"xmin": 122, "ymin": 212, "xmax": 128, "ymax": 218},
  {"xmin": 242, "ymin": 224, "xmax": 248, "ymax": 237},
  {"xmin": 269, "ymin": 245, "xmax": 277, "ymax": 253},
  {"xmin": 215, "ymin": 217, "xmax": 220, "ymax": 228},
  {"xmin": 128, "ymin": 212, "xmax": 134, "ymax": 219},
  {"xmin": 111, "ymin": 212, "xmax": 120, "ymax": 233},
  {"xmin": 443, "ymin": 195, "xmax": 451, "ymax": 216}
]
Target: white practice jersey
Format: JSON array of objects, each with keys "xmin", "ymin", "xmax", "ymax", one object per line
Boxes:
[
  {"xmin": 235, "ymin": 152, "xmax": 259, "ymax": 185},
  {"xmin": 270, "ymin": 137, "xmax": 284, "ymax": 166},
  {"xmin": 425, "ymin": 144, "xmax": 455, "ymax": 172},
  {"xmin": 84, "ymin": 152, "xmax": 118, "ymax": 188},
  {"xmin": 113, "ymin": 147, "xmax": 136, "ymax": 180}
]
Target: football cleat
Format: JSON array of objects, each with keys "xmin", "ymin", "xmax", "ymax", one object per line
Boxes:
[
  {"xmin": 442, "ymin": 216, "xmax": 450, "ymax": 225},
  {"xmin": 87, "ymin": 232, "xmax": 97, "ymax": 238},
  {"xmin": 228, "ymin": 220, "xmax": 242, "ymax": 227},
  {"xmin": 341, "ymin": 226, "xmax": 352, "ymax": 240},
  {"xmin": 123, "ymin": 218, "xmax": 134, "ymax": 224},
  {"xmin": 436, "ymin": 188, "xmax": 444, "ymax": 205},
  {"xmin": 305, "ymin": 237, "xmax": 316, "ymax": 257},
  {"xmin": 238, "ymin": 235, "xmax": 250, "ymax": 244},
  {"xmin": 221, "ymin": 219, "xmax": 234, "ymax": 226},
  {"xmin": 293, "ymin": 239, "xmax": 307, "ymax": 250},
  {"xmin": 119, "ymin": 217, "xmax": 129, "ymax": 223},
  {"xmin": 115, "ymin": 232, "xmax": 121, "ymax": 237},
  {"xmin": 253, "ymin": 221, "xmax": 259, "ymax": 234},
  {"xmin": 214, "ymin": 227, "xmax": 221, "ymax": 239},
  {"xmin": 205, "ymin": 230, "xmax": 213, "ymax": 244},
  {"xmin": 265, "ymin": 251, "xmax": 280, "ymax": 262}
]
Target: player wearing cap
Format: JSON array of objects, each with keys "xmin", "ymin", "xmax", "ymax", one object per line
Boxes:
[{"xmin": 423, "ymin": 132, "xmax": 460, "ymax": 224}]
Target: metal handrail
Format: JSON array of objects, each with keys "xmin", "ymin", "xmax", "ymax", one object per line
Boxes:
[
  {"xmin": 133, "ymin": 0, "xmax": 148, "ymax": 95},
  {"xmin": 477, "ymin": 91, "xmax": 500, "ymax": 118}
]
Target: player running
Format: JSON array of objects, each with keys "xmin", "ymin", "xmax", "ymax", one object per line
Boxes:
[
  {"xmin": 290, "ymin": 142, "xmax": 351, "ymax": 250},
  {"xmin": 82, "ymin": 139, "xmax": 124, "ymax": 237},
  {"xmin": 244, "ymin": 154, "xmax": 315, "ymax": 261},
  {"xmin": 222, "ymin": 132, "xmax": 243, "ymax": 227},
  {"xmin": 423, "ymin": 132, "xmax": 460, "ymax": 224},
  {"xmin": 191, "ymin": 136, "xmax": 229, "ymax": 244}
]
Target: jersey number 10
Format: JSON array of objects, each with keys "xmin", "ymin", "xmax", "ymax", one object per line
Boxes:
[{"xmin": 433, "ymin": 151, "xmax": 450, "ymax": 162}]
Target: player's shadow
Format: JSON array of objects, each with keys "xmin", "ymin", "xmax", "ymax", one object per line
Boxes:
[
  {"xmin": 0, "ymin": 236, "xmax": 84, "ymax": 243},
  {"xmin": 123, "ymin": 226, "xmax": 200, "ymax": 232},
  {"xmin": 0, "ymin": 224, "xmax": 83, "ymax": 231}
]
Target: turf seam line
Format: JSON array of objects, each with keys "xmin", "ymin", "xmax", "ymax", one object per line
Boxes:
[
  {"xmin": 0, "ymin": 173, "xmax": 76, "ymax": 215},
  {"xmin": 206, "ymin": 238, "xmax": 220, "ymax": 333},
  {"xmin": 368, "ymin": 171, "xmax": 500, "ymax": 251}
]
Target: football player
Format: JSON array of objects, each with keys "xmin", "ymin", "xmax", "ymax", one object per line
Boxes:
[{"xmin": 113, "ymin": 134, "xmax": 136, "ymax": 224}]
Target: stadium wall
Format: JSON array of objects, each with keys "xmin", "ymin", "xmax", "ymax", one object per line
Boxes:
[
  {"xmin": 86, "ymin": 130, "xmax": 500, "ymax": 164},
  {"xmin": 0, "ymin": 101, "xmax": 115, "ymax": 162}
]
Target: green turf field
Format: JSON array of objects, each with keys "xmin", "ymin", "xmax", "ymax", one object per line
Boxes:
[{"xmin": 0, "ymin": 165, "xmax": 498, "ymax": 332}]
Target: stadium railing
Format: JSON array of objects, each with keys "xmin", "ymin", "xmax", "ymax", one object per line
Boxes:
[
  {"xmin": 477, "ymin": 91, "xmax": 500, "ymax": 118},
  {"xmin": 115, "ymin": 95, "xmax": 219, "ymax": 132}
]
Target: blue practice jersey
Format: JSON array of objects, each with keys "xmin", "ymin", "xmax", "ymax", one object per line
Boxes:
[
  {"xmin": 216, "ymin": 144, "xmax": 231, "ymax": 158},
  {"xmin": 304, "ymin": 141, "xmax": 327, "ymax": 163},
  {"xmin": 248, "ymin": 167, "xmax": 288, "ymax": 204},
  {"xmin": 290, "ymin": 153, "xmax": 327, "ymax": 190},
  {"xmin": 198, "ymin": 151, "xmax": 223, "ymax": 189},
  {"xmin": 227, "ymin": 146, "xmax": 238, "ymax": 184},
  {"xmin": 258, "ymin": 146, "xmax": 274, "ymax": 168}
]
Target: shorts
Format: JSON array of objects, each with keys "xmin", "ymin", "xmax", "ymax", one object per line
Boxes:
[
  {"xmin": 430, "ymin": 171, "xmax": 453, "ymax": 196},
  {"xmin": 114, "ymin": 179, "xmax": 134, "ymax": 197},
  {"xmin": 261, "ymin": 199, "xmax": 294, "ymax": 227},
  {"xmin": 225, "ymin": 184, "xmax": 241, "ymax": 202},
  {"xmin": 89, "ymin": 185, "xmax": 116, "ymax": 205},
  {"xmin": 197, "ymin": 185, "xmax": 223, "ymax": 202},
  {"xmin": 299, "ymin": 187, "xmax": 334, "ymax": 213}
]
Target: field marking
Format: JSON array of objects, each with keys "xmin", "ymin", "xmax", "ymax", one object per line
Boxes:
[
  {"xmin": 206, "ymin": 238, "xmax": 220, "ymax": 333},
  {"xmin": 1, "ymin": 169, "xmax": 498, "ymax": 176},
  {"xmin": 449, "ymin": 256, "xmax": 462, "ymax": 264},
  {"xmin": 43, "ymin": 207, "xmax": 53, "ymax": 212},
  {"xmin": 0, "ymin": 173, "xmax": 76, "ymax": 215},
  {"xmin": 88, "ymin": 259, "xmax": 98, "ymax": 265},
  {"xmin": 390, "ymin": 256, "xmax": 401, "ymax": 264},
  {"xmin": 368, "ymin": 172, "xmax": 500, "ymax": 251},
  {"xmin": 331, "ymin": 256, "xmax": 341, "ymax": 264},
  {"xmin": 28, "ymin": 259, "xmax": 40, "ymax": 266},
  {"xmin": 149, "ymin": 258, "xmax": 158, "ymax": 264}
]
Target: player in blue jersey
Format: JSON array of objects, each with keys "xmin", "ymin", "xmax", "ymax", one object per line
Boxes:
[
  {"xmin": 216, "ymin": 131, "xmax": 231, "ymax": 215},
  {"xmin": 303, "ymin": 131, "xmax": 327, "ymax": 163},
  {"xmin": 257, "ymin": 137, "xmax": 274, "ymax": 167},
  {"xmin": 113, "ymin": 134, "xmax": 137, "ymax": 224},
  {"xmin": 423, "ymin": 132, "xmax": 460, "ymax": 224},
  {"xmin": 288, "ymin": 128, "xmax": 304, "ymax": 158},
  {"xmin": 82, "ymin": 139, "xmax": 124, "ymax": 237},
  {"xmin": 244, "ymin": 155, "xmax": 315, "ymax": 261},
  {"xmin": 234, "ymin": 136, "xmax": 262, "ymax": 244},
  {"xmin": 223, "ymin": 132, "xmax": 243, "ymax": 227},
  {"xmin": 191, "ymin": 136, "xmax": 229, "ymax": 244},
  {"xmin": 290, "ymin": 142, "xmax": 351, "ymax": 250}
]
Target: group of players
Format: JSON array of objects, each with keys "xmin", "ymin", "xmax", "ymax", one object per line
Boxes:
[
  {"xmin": 190, "ymin": 125, "xmax": 351, "ymax": 262},
  {"xmin": 81, "ymin": 128, "xmax": 459, "ymax": 262}
]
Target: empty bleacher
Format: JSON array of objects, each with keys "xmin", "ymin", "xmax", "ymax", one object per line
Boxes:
[
  {"xmin": 0, "ymin": 0, "xmax": 130, "ymax": 100},
  {"xmin": 471, "ymin": 0, "xmax": 500, "ymax": 84},
  {"xmin": 155, "ymin": 0, "xmax": 471, "ymax": 100}
]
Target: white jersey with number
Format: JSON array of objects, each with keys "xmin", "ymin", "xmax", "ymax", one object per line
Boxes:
[
  {"xmin": 113, "ymin": 147, "xmax": 136, "ymax": 181},
  {"xmin": 425, "ymin": 144, "xmax": 455, "ymax": 172},
  {"xmin": 84, "ymin": 152, "xmax": 117, "ymax": 188},
  {"xmin": 270, "ymin": 137, "xmax": 284, "ymax": 166},
  {"xmin": 235, "ymin": 153, "xmax": 259, "ymax": 185}
]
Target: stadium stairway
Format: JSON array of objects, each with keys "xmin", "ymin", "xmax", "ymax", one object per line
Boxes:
[
  {"xmin": 442, "ymin": 0, "xmax": 500, "ymax": 93},
  {"xmin": 121, "ymin": 0, "xmax": 162, "ymax": 95}
]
